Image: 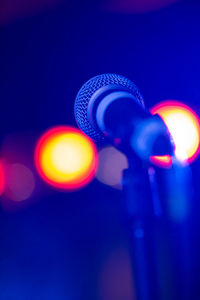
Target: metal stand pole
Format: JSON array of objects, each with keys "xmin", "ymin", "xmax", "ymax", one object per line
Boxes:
[{"xmin": 122, "ymin": 157, "xmax": 158, "ymax": 300}]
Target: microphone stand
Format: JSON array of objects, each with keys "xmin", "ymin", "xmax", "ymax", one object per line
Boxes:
[
  {"xmin": 122, "ymin": 155, "xmax": 194, "ymax": 300},
  {"xmin": 123, "ymin": 156, "xmax": 158, "ymax": 300}
]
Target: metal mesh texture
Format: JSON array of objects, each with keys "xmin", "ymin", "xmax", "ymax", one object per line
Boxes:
[{"xmin": 74, "ymin": 73, "xmax": 144, "ymax": 143}]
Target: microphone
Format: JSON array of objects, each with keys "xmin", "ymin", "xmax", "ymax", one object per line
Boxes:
[{"xmin": 74, "ymin": 73, "xmax": 174, "ymax": 160}]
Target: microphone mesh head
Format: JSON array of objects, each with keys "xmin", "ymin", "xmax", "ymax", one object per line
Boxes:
[{"xmin": 74, "ymin": 73, "xmax": 144, "ymax": 143}]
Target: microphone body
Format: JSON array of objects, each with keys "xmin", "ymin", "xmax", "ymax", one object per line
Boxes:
[{"xmin": 74, "ymin": 74, "xmax": 173, "ymax": 160}]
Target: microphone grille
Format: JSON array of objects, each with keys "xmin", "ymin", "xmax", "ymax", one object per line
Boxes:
[{"xmin": 74, "ymin": 73, "xmax": 144, "ymax": 142}]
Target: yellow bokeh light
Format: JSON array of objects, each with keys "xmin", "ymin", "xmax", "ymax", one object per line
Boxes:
[
  {"xmin": 151, "ymin": 101, "xmax": 200, "ymax": 166},
  {"xmin": 35, "ymin": 127, "xmax": 97, "ymax": 190}
]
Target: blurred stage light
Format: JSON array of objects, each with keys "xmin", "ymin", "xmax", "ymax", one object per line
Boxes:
[
  {"xmin": 0, "ymin": 132, "xmax": 40, "ymax": 208},
  {"xmin": 151, "ymin": 101, "xmax": 200, "ymax": 167},
  {"xmin": 4, "ymin": 163, "xmax": 35, "ymax": 202},
  {"xmin": 0, "ymin": 0, "xmax": 64, "ymax": 25},
  {"xmin": 35, "ymin": 126, "xmax": 97, "ymax": 190},
  {"xmin": 102, "ymin": 0, "xmax": 179, "ymax": 13},
  {"xmin": 99, "ymin": 248, "xmax": 135, "ymax": 300},
  {"xmin": 0, "ymin": 162, "xmax": 5, "ymax": 196},
  {"xmin": 96, "ymin": 146, "xmax": 128, "ymax": 189}
]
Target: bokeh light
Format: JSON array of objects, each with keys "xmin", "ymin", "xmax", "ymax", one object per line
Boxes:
[
  {"xmin": 4, "ymin": 163, "xmax": 35, "ymax": 202},
  {"xmin": 0, "ymin": 0, "xmax": 64, "ymax": 25},
  {"xmin": 35, "ymin": 126, "xmax": 97, "ymax": 190},
  {"xmin": 96, "ymin": 146, "xmax": 128, "ymax": 189},
  {"xmin": 151, "ymin": 101, "xmax": 200, "ymax": 167},
  {"xmin": 102, "ymin": 0, "xmax": 179, "ymax": 14},
  {"xmin": 0, "ymin": 161, "xmax": 5, "ymax": 196},
  {"xmin": 150, "ymin": 154, "xmax": 172, "ymax": 168},
  {"xmin": 99, "ymin": 248, "xmax": 135, "ymax": 300}
]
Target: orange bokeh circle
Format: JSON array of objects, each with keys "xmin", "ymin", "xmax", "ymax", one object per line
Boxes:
[{"xmin": 35, "ymin": 126, "xmax": 98, "ymax": 190}]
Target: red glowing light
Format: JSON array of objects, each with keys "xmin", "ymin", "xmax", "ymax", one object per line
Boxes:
[
  {"xmin": 35, "ymin": 126, "xmax": 98, "ymax": 190},
  {"xmin": 150, "ymin": 155, "xmax": 172, "ymax": 168},
  {"xmin": 0, "ymin": 162, "xmax": 5, "ymax": 195},
  {"xmin": 4, "ymin": 163, "xmax": 35, "ymax": 202},
  {"xmin": 151, "ymin": 101, "xmax": 200, "ymax": 167},
  {"xmin": 102, "ymin": 0, "xmax": 179, "ymax": 13},
  {"xmin": 0, "ymin": 0, "xmax": 64, "ymax": 25}
]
